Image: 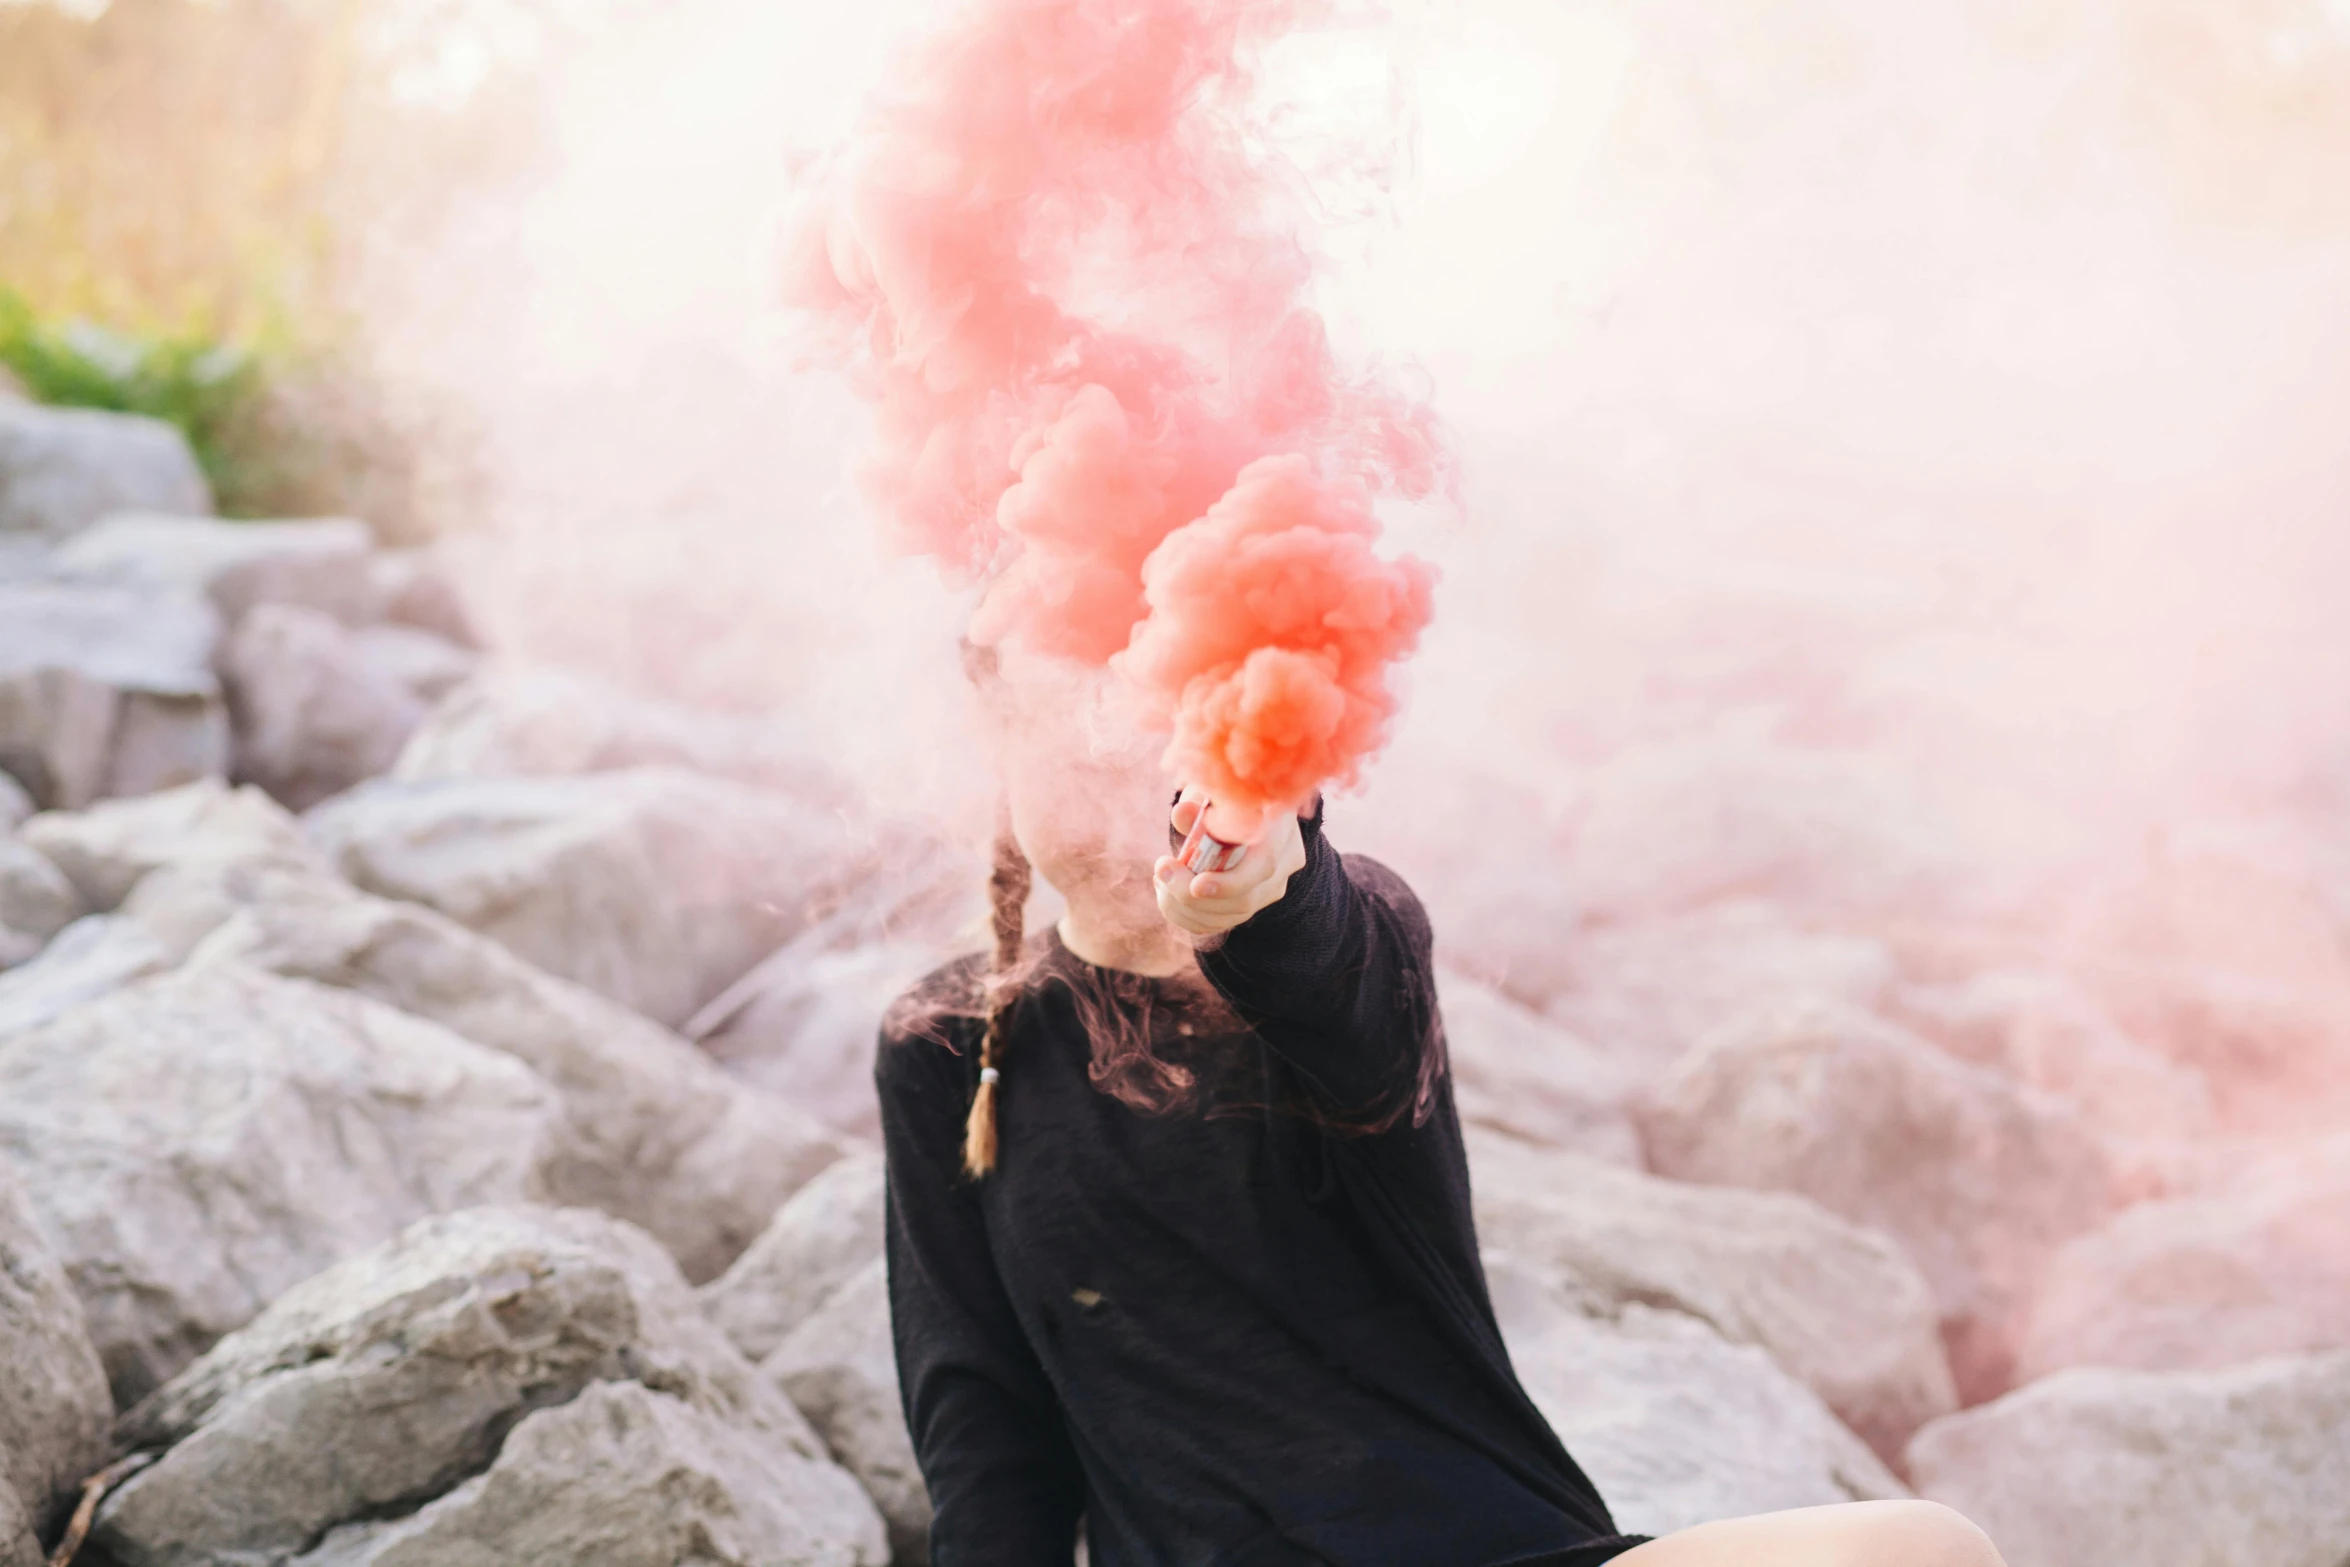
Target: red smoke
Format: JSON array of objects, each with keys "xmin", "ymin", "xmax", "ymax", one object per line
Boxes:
[{"xmin": 789, "ymin": 0, "xmax": 1444, "ymax": 824}]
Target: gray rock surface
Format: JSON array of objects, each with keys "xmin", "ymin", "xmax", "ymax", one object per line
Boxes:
[
  {"xmin": 0, "ymin": 1165, "xmax": 112, "ymax": 1538},
  {"xmin": 50, "ymin": 512, "xmax": 375, "ymax": 626},
  {"xmin": 161, "ymin": 853, "xmax": 846, "ymax": 1282},
  {"xmin": 393, "ymin": 664, "xmax": 842, "ymax": 805},
  {"xmin": 223, "ymin": 604, "xmax": 431, "ymax": 809},
  {"xmin": 767, "ymin": 1261, "xmax": 929, "ymax": 1566},
  {"xmin": 296, "ymin": 1380, "xmax": 886, "ymax": 1567},
  {"xmin": 363, "ymin": 547, "xmax": 478, "ymax": 646},
  {"xmin": 701, "ymin": 1153, "xmax": 887, "ymax": 1365},
  {"xmin": 0, "ymin": 914, "xmax": 177, "ymax": 1037},
  {"xmin": 1907, "ymin": 1351, "xmax": 2350, "ymax": 1567},
  {"xmin": 0, "ymin": 961, "xmax": 561, "ymax": 1403},
  {"xmin": 1544, "ymin": 900, "xmax": 1895, "ymax": 1073},
  {"xmin": 349, "ymin": 623, "xmax": 478, "ymax": 705},
  {"xmin": 93, "ymin": 1205, "xmax": 887, "ymax": 1567},
  {"xmin": 2020, "ymin": 1133, "xmax": 2350, "ymax": 1382},
  {"xmin": 0, "ymin": 582, "xmax": 227, "ymax": 809},
  {"xmin": 20, "ymin": 778, "xmax": 324, "ymax": 911},
  {"xmin": 692, "ymin": 939, "xmax": 942, "ymax": 1141},
  {"xmin": 1469, "ymin": 1127, "xmax": 1955, "ymax": 1461},
  {"xmin": 0, "ymin": 1484, "xmax": 37, "ymax": 1567},
  {"xmin": 0, "ymin": 404, "xmax": 211, "ymax": 539},
  {"xmin": 1640, "ymin": 999, "xmax": 2114, "ymax": 1401},
  {"xmin": 1440, "ymin": 974, "xmax": 1639, "ymax": 1165},
  {"xmin": 1490, "ymin": 1259, "xmax": 1907, "ymax": 1537},
  {"xmin": 0, "ymin": 835, "xmax": 78, "ymax": 971},
  {"xmin": 0, "ymin": 774, "xmax": 29, "ymax": 830},
  {"xmin": 308, "ymin": 768, "xmax": 864, "ymax": 1029}
]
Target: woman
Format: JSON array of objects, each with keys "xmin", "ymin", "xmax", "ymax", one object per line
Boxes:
[{"xmin": 877, "ymin": 716, "xmax": 2007, "ymax": 1567}]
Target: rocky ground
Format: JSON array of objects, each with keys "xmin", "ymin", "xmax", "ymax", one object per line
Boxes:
[{"xmin": 3, "ymin": 399, "xmax": 2347, "ymax": 1566}]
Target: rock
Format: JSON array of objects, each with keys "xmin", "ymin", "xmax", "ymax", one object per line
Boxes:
[
  {"xmin": 0, "ymin": 774, "xmax": 29, "ymax": 831},
  {"xmin": 0, "ymin": 1165, "xmax": 112, "ymax": 1538},
  {"xmin": 766, "ymin": 1261, "xmax": 929, "ymax": 1566},
  {"xmin": 0, "ymin": 1486, "xmax": 37, "ymax": 1567},
  {"xmin": 0, "ymin": 915, "xmax": 177, "ymax": 1038},
  {"xmin": 364, "ymin": 547, "xmax": 478, "ymax": 647},
  {"xmin": 1490, "ymin": 1260, "xmax": 1906, "ymax": 1537},
  {"xmin": 1907, "ymin": 1352, "xmax": 2350, "ymax": 1567},
  {"xmin": 1639, "ymin": 1000, "xmax": 2115, "ymax": 1403},
  {"xmin": 95, "ymin": 1204, "xmax": 885, "ymax": 1567},
  {"xmin": 1440, "ymin": 975, "xmax": 1640, "ymax": 1165},
  {"xmin": 0, "ymin": 836, "xmax": 78, "ymax": 971},
  {"xmin": 393, "ymin": 664, "xmax": 843, "ymax": 807},
  {"xmin": 0, "ymin": 582, "xmax": 227, "ymax": 809},
  {"xmin": 21, "ymin": 777, "xmax": 322, "ymax": 911},
  {"xmin": 350, "ymin": 623, "xmax": 478, "ymax": 705},
  {"xmin": 1557, "ymin": 732, "xmax": 1965, "ymax": 929},
  {"xmin": 2019, "ymin": 1133, "xmax": 2350, "ymax": 1383},
  {"xmin": 160, "ymin": 854, "xmax": 847, "ymax": 1282},
  {"xmin": 49, "ymin": 512, "xmax": 375, "ymax": 626},
  {"xmin": 1468, "ymin": 1128, "xmax": 1955, "ymax": 1462},
  {"xmin": 1544, "ymin": 900, "xmax": 1894, "ymax": 1075},
  {"xmin": 693, "ymin": 938, "xmax": 945, "ymax": 1141},
  {"xmin": 222, "ymin": 604, "xmax": 431, "ymax": 809},
  {"xmin": 296, "ymin": 1380, "xmax": 887, "ymax": 1567},
  {"xmin": 1894, "ymin": 968, "xmax": 2216, "ymax": 1187},
  {"xmin": 701, "ymin": 1153, "xmax": 886, "ymax": 1364},
  {"xmin": 0, "ymin": 404, "xmax": 211, "ymax": 539},
  {"xmin": 0, "ymin": 961, "xmax": 562, "ymax": 1403},
  {"xmin": 308, "ymin": 768, "xmax": 865, "ymax": 1029}
]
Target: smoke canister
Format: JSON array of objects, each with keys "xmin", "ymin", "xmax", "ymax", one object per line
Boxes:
[{"xmin": 1177, "ymin": 808, "xmax": 1248, "ymax": 874}]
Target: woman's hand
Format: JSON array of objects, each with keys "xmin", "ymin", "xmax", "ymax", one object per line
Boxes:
[{"xmin": 1153, "ymin": 790, "xmax": 1308, "ymax": 938}]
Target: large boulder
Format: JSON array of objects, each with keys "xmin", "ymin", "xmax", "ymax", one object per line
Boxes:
[
  {"xmin": 0, "ymin": 835, "xmax": 78, "ymax": 971},
  {"xmin": 700, "ymin": 1153, "xmax": 887, "ymax": 1365},
  {"xmin": 0, "ymin": 582, "xmax": 227, "ymax": 809},
  {"xmin": 49, "ymin": 513, "xmax": 375, "ymax": 626},
  {"xmin": 0, "ymin": 914, "xmax": 177, "ymax": 1038},
  {"xmin": 0, "ymin": 774, "xmax": 29, "ymax": 830},
  {"xmin": 1893, "ymin": 967, "xmax": 2216, "ymax": 1190},
  {"xmin": 18, "ymin": 778, "xmax": 323, "ymax": 911},
  {"xmin": 2019, "ymin": 1133, "xmax": 2350, "ymax": 1382},
  {"xmin": 221, "ymin": 604, "xmax": 432, "ymax": 809},
  {"xmin": 1469, "ymin": 1128, "xmax": 1954, "ymax": 1462},
  {"xmin": 0, "ymin": 405, "xmax": 210, "ymax": 539},
  {"xmin": 766, "ymin": 1262, "xmax": 929, "ymax": 1566},
  {"xmin": 1544, "ymin": 900, "xmax": 1894, "ymax": 1074},
  {"xmin": 160, "ymin": 852, "xmax": 847, "ymax": 1282},
  {"xmin": 94, "ymin": 1205, "xmax": 887, "ymax": 1567},
  {"xmin": 0, "ymin": 1166, "xmax": 112, "ymax": 1539},
  {"xmin": 692, "ymin": 938, "xmax": 946, "ymax": 1141},
  {"xmin": 0, "ymin": 961, "xmax": 562, "ymax": 1403},
  {"xmin": 307, "ymin": 768, "xmax": 865, "ymax": 1029},
  {"xmin": 1439, "ymin": 975, "xmax": 1639, "ymax": 1165},
  {"xmin": 393, "ymin": 664, "xmax": 844, "ymax": 806},
  {"xmin": 1907, "ymin": 1352, "xmax": 2350, "ymax": 1567},
  {"xmin": 1490, "ymin": 1259, "xmax": 1906, "ymax": 1538},
  {"xmin": 1640, "ymin": 1000, "xmax": 2114, "ymax": 1402},
  {"xmin": 697, "ymin": 1156, "xmax": 924, "ymax": 1563}
]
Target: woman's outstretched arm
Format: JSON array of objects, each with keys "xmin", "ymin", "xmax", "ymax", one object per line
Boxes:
[
  {"xmin": 1158, "ymin": 794, "xmax": 1441, "ymax": 1125},
  {"xmin": 877, "ymin": 1017, "xmax": 1087, "ymax": 1566}
]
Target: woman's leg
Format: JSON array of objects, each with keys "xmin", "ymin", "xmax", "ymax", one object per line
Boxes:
[{"xmin": 1611, "ymin": 1501, "xmax": 2007, "ymax": 1567}]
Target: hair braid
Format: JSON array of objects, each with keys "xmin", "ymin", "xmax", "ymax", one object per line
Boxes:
[{"xmin": 962, "ymin": 823, "xmax": 1031, "ymax": 1177}]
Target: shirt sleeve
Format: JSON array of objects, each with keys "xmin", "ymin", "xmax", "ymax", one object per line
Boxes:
[
  {"xmin": 876, "ymin": 1017, "xmax": 1087, "ymax": 1566},
  {"xmin": 1192, "ymin": 802, "xmax": 1444, "ymax": 1129}
]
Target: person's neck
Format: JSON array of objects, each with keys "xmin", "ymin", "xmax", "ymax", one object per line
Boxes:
[{"xmin": 1057, "ymin": 905, "xmax": 1193, "ymax": 978}]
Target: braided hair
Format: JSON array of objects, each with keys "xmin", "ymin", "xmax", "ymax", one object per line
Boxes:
[{"xmin": 961, "ymin": 820, "xmax": 1032, "ymax": 1177}]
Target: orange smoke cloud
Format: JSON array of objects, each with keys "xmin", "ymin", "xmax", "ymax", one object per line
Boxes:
[
  {"xmin": 789, "ymin": 0, "xmax": 1445, "ymax": 816},
  {"xmin": 1117, "ymin": 454, "xmax": 1435, "ymax": 836}
]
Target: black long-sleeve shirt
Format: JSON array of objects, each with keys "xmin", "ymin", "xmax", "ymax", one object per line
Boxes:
[{"xmin": 876, "ymin": 809, "xmax": 1646, "ymax": 1567}]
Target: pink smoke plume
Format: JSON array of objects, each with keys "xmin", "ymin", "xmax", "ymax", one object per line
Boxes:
[{"xmin": 788, "ymin": 0, "xmax": 1445, "ymax": 825}]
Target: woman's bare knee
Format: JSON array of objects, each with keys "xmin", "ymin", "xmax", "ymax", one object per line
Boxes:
[
  {"xmin": 1615, "ymin": 1499, "xmax": 2006, "ymax": 1567},
  {"xmin": 1880, "ymin": 1500, "xmax": 2005, "ymax": 1567}
]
